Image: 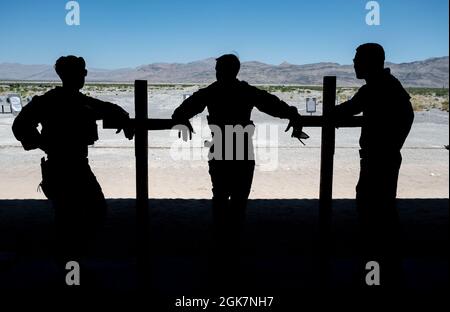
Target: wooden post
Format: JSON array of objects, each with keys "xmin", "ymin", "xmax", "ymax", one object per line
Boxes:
[
  {"xmin": 319, "ymin": 76, "xmax": 336, "ymax": 237},
  {"xmin": 135, "ymin": 80, "xmax": 150, "ymax": 287},
  {"xmin": 316, "ymin": 76, "xmax": 336, "ymax": 287}
]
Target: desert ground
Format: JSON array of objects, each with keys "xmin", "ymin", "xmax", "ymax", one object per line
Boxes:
[{"xmin": 0, "ymin": 84, "xmax": 448, "ymax": 200}]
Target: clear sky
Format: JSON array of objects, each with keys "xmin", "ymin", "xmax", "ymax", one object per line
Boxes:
[{"xmin": 0, "ymin": 0, "xmax": 448, "ymax": 68}]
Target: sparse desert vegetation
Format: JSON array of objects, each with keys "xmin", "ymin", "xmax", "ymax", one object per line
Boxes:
[{"xmin": 0, "ymin": 82, "xmax": 448, "ymax": 112}]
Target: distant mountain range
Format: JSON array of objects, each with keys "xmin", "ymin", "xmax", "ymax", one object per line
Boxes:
[{"xmin": 0, "ymin": 56, "xmax": 448, "ymax": 87}]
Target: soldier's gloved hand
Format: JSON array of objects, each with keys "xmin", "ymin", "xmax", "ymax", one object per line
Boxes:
[
  {"xmin": 116, "ymin": 119, "xmax": 135, "ymax": 140},
  {"xmin": 285, "ymin": 115, "xmax": 309, "ymax": 145},
  {"xmin": 173, "ymin": 119, "xmax": 194, "ymax": 141},
  {"xmin": 123, "ymin": 125, "xmax": 135, "ymax": 140}
]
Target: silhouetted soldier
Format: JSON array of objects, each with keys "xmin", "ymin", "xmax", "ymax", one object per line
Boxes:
[
  {"xmin": 172, "ymin": 54, "xmax": 306, "ymax": 284},
  {"xmin": 12, "ymin": 56, "xmax": 133, "ymax": 270},
  {"xmin": 334, "ymin": 43, "xmax": 414, "ymax": 287}
]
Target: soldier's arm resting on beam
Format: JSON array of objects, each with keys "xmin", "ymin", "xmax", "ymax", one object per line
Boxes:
[
  {"xmin": 171, "ymin": 90, "xmax": 207, "ymax": 141},
  {"xmin": 333, "ymin": 86, "xmax": 366, "ymax": 127},
  {"xmin": 253, "ymin": 86, "xmax": 309, "ymax": 144},
  {"xmin": 85, "ymin": 95, "xmax": 134, "ymax": 140}
]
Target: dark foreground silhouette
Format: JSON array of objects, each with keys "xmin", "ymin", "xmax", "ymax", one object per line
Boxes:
[
  {"xmin": 0, "ymin": 199, "xmax": 447, "ymax": 305},
  {"xmin": 11, "ymin": 56, "xmax": 133, "ymax": 272}
]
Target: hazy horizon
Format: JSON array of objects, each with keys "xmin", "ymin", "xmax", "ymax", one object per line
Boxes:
[{"xmin": 1, "ymin": 55, "xmax": 448, "ymax": 70}]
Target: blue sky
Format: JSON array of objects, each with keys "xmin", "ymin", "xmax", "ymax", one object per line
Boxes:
[{"xmin": 0, "ymin": 0, "xmax": 448, "ymax": 68}]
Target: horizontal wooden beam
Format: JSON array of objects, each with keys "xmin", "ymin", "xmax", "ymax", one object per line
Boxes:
[
  {"xmin": 103, "ymin": 118, "xmax": 176, "ymax": 130},
  {"xmin": 103, "ymin": 115, "xmax": 363, "ymax": 130},
  {"xmin": 301, "ymin": 115, "xmax": 363, "ymax": 127}
]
